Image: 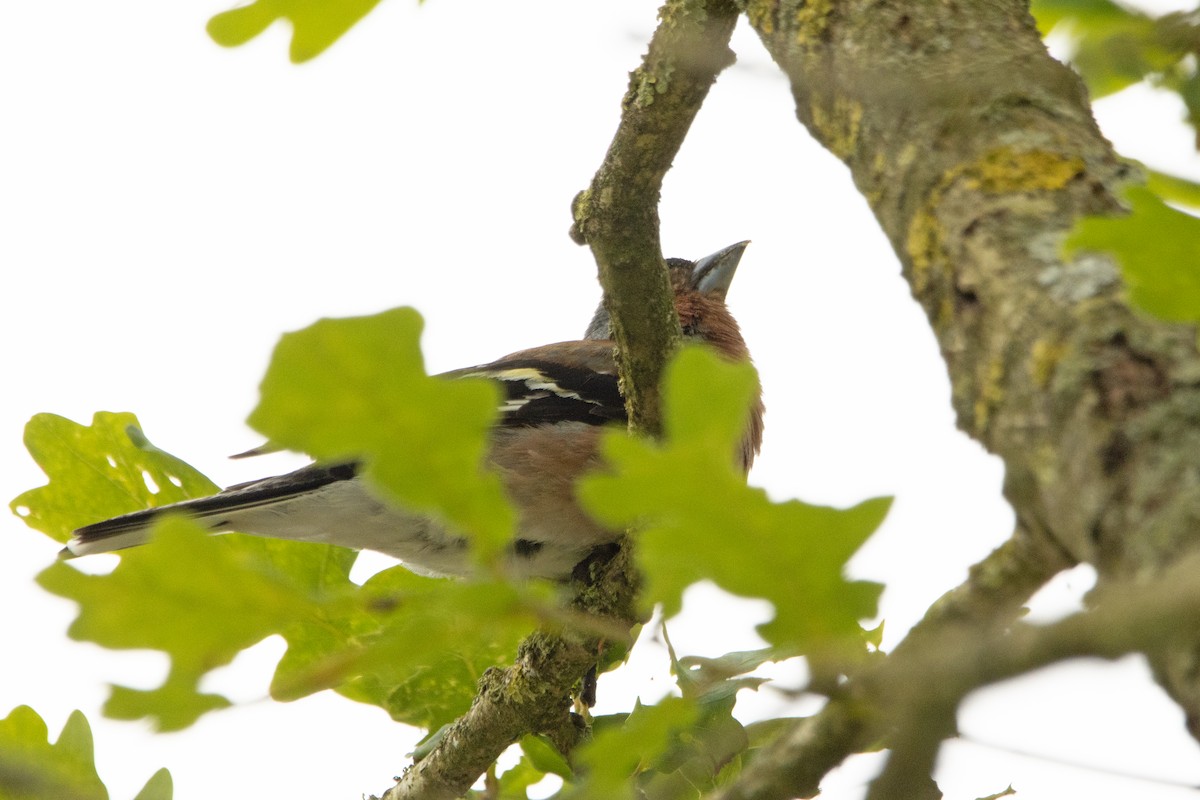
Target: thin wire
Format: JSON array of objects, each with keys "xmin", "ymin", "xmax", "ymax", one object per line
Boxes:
[{"xmin": 954, "ymin": 733, "xmax": 1200, "ymax": 791}]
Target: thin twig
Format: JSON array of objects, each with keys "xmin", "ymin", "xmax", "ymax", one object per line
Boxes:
[
  {"xmin": 571, "ymin": 0, "xmax": 740, "ymax": 436},
  {"xmin": 377, "ymin": 6, "xmax": 743, "ymax": 794},
  {"xmin": 709, "ymin": 525, "xmax": 1073, "ymax": 800}
]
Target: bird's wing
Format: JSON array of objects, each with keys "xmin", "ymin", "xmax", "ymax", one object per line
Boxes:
[
  {"xmin": 64, "ymin": 461, "xmax": 361, "ymax": 556},
  {"xmin": 67, "ymin": 340, "xmax": 626, "ymax": 557},
  {"xmin": 449, "ymin": 339, "xmax": 626, "ymax": 427}
]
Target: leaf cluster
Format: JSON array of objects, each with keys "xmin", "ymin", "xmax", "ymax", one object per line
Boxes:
[
  {"xmin": 1063, "ymin": 185, "xmax": 1200, "ymax": 325},
  {"xmin": 1034, "ymin": 0, "xmax": 1200, "ymax": 123},
  {"xmin": 0, "ymin": 706, "xmax": 170, "ymax": 800},
  {"xmin": 10, "ymin": 308, "xmax": 888, "ymax": 798},
  {"xmin": 1028, "ymin": 2, "xmax": 1200, "ymax": 327}
]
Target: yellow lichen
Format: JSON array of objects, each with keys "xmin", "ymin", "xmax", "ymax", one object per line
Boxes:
[
  {"xmin": 745, "ymin": 0, "xmax": 775, "ymax": 34},
  {"xmin": 906, "ymin": 149, "xmax": 1081, "ymax": 321},
  {"xmin": 964, "ymin": 149, "xmax": 1085, "ymax": 194},
  {"xmin": 1031, "ymin": 442, "xmax": 1061, "ymax": 485},
  {"xmin": 906, "ymin": 199, "xmax": 944, "ymax": 297},
  {"xmin": 793, "ymin": 0, "xmax": 835, "ymax": 39},
  {"xmin": 1030, "ymin": 338, "xmax": 1068, "ymax": 389},
  {"xmin": 895, "ymin": 143, "xmax": 919, "ymax": 174},
  {"xmin": 973, "ymin": 357, "xmax": 1006, "ymax": 433},
  {"xmin": 811, "ymin": 95, "xmax": 863, "ymax": 160}
]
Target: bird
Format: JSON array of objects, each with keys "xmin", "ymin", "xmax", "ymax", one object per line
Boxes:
[{"xmin": 64, "ymin": 242, "xmax": 763, "ymax": 579}]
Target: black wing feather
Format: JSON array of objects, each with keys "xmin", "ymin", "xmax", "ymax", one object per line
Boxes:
[
  {"xmin": 464, "ymin": 358, "xmax": 626, "ymax": 427},
  {"xmin": 72, "ymin": 353, "xmax": 623, "ymax": 551},
  {"xmin": 71, "ymin": 461, "xmax": 360, "ymax": 546}
]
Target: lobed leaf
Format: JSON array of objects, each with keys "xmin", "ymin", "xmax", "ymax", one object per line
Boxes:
[
  {"xmin": 132, "ymin": 769, "xmax": 174, "ymax": 800},
  {"xmin": 207, "ymin": 0, "xmax": 384, "ymax": 63},
  {"xmin": 1030, "ymin": 0, "xmax": 1132, "ymax": 34},
  {"xmin": 15, "ymin": 308, "xmax": 534, "ymax": 735},
  {"xmin": 1147, "ymin": 168, "xmax": 1200, "ymax": 209},
  {"xmin": 247, "ymin": 307, "xmax": 515, "ymax": 562},
  {"xmin": 1063, "ymin": 184, "xmax": 1200, "ymax": 324},
  {"xmin": 0, "ymin": 706, "xmax": 169, "ymax": 800},
  {"xmin": 36, "ymin": 518, "xmax": 327, "ymax": 731},
  {"xmin": 273, "ymin": 565, "xmax": 545, "ymax": 730},
  {"xmin": 11, "ymin": 412, "xmax": 217, "ymax": 543},
  {"xmin": 1032, "ymin": 0, "xmax": 1200, "ymax": 106},
  {"xmin": 579, "ymin": 347, "xmax": 887, "ymax": 656},
  {"xmin": 566, "ymin": 698, "xmax": 699, "ymax": 800}
]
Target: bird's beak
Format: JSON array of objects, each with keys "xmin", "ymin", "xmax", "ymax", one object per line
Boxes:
[{"xmin": 691, "ymin": 241, "xmax": 750, "ymax": 298}]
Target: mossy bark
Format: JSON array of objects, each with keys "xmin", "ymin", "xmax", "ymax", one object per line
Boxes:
[
  {"xmin": 572, "ymin": 0, "xmax": 741, "ymax": 436},
  {"xmin": 379, "ymin": 1, "xmax": 742, "ymax": 796},
  {"xmin": 747, "ymin": 0, "xmax": 1200, "ymax": 737}
]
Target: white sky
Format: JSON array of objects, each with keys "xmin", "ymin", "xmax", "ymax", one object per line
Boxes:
[{"xmin": 3, "ymin": 1, "xmax": 1200, "ymax": 798}]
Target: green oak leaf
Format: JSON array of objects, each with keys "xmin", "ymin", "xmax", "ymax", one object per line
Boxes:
[
  {"xmin": 1031, "ymin": 1, "xmax": 1196, "ymax": 99},
  {"xmin": 272, "ymin": 565, "xmax": 544, "ymax": 729},
  {"xmin": 269, "ymin": 563, "xmax": 532, "ymax": 730},
  {"xmin": 11, "ymin": 411, "xmax": 218, "ymax": 543},
  {"xmin": 579, "ymin": 347, "xmax": 887, "ymax": 654},
  {"xmin": 644, "ymin": 631, "xmax": 756, "ymax": 795},
  {"xmin": 743, "ymin": 717, "xmax": 803, "ymax": 755},
  {"xmin": 520, "ymin": 734, "xmax": 573, "ymax": 780},
  {"xmin": 0, "ymin": 706, "xmax": 169, "ymax": 800},
  {"xmin": 1069, "ymin": 15, "xmax": 1165, "ymax": 98},
  {"xmin": 490, "ymin": 737, "xmax": 572, "ymax": 800},
  {"xmin": 566, "ymin": 698, "xmax": 699, "ymax": 800},
  {"xmin": 104, "ymin": 678, "xmax": 232, "ymax": 731},
  {"xmin": 644, "ymin": 708, "xmax": 747, "ymax": 799},
  {"xmin": 1063, "ymin": 184, "xmax": 1200, "ymax": 324},
  {"xmin": 133, "ymin": 769, "xmax": 174, "ymax": 800},
  {"xmin": 570, "ymin": 689, "xmax": 751, "ymax": 800},
  {"xmin": 37, "ymin": 517, "xmax": 326, "ymax": 731},
  {"xmin": 494, "ymin": 758, "xmax": 552, "ymax": 800},
  {"xmin": 247, "ymin": 307, "xmax": 514, "ymax": 563},
  {"xmin": 14, "ymin": 319, "xmax": 534, "ymax": 732},
  {"xmin": 0, "ymin": 707, "xmax": 105, "ymax": 799},
  {"xmin": 673, "ymin": 650, "xmax": 772, "ymax": 708},
  {"xmin": 662, "ymin": 622, "xmax": 771, "ymax": 709},
  {"xmin": 12, "ymin": 412, "xmax": 367, "ymax": 729},
  {"xmin": 207, "ymin": 0, "xmax": 384, "ymax": 63},
  {"xmin": 1030, "ymin": 0, "xmax": 1132, "ymax": 34},
  {"xmin": 36, "ymin": 511, "xmax": 536, "ymax": 731}
]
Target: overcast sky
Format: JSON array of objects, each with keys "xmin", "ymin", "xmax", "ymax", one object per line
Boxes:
[{"xmin": 3, "ymin": 1, "xmax": 1200, "ymax": 798}]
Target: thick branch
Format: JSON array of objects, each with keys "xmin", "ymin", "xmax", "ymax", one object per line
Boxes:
[
  {"xmin": 572, "ymin": 0, "xmax": 739, "ymax": 436},
  {"xmin": 379, "ymin": 547, "xmax": 639, "ymax": 800},
  {"xmin": 377, "ymin": 4, "xmax": 741, "ymax": 796},
  {"xmin": 747, "ymin": 0, "xmax": 1200, "ymax": 741},
  {"xmin": 709, "ymin": 525, "xmax": 1072, "ymax": 800},
  {"xmin": 867, "ymin": 551, "xmax": 1200, "ymax": 800}
]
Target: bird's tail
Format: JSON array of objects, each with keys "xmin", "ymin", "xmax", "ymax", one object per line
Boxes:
[
  {"xmin": 63, "ymin": 504, "xmax": 192, "ymax": 557},
  {"xmin": 63, "ymin": 461, "xmax": 359, "ymax": 558}
]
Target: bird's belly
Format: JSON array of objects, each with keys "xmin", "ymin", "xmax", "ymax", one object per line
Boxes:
[{"xmin": 224, "ymin": 479, "xmax": 607, "ymax": 579}]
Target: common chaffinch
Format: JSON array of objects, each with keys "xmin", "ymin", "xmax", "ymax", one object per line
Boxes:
[{"xmin": 65, "ymin": 242, "xmax": 763, "ymax": 579}]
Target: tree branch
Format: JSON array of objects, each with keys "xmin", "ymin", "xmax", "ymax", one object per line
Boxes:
[
  {"xmin": 571, "ymin": 0, "xmax": 740, "ymax": 436},
  {"xmin": 376, "ymin": 2, "xmax": 741, "ymax": 796},
  {"xmin": 866, "ymin": 550, "xmax": 1200, "ymax": 800},
  {"xmin": 746, "ymin": 0, "xmax": 1200, "ymax": 740},
  {"xmin": 378, "ymin": 547, "xmax": 639, "ymax": 800},
  {"xmin": 708, "ymin": 524, "xmax": 1072, "ymax": 800}
]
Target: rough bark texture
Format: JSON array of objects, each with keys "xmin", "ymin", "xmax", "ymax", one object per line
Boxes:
[
  {"xmin": 745, "ymin": 0, "xmax": 1200, "ymax": 749},
  {"xmin": 710, "ymin": 524, "xmax": 1074, "ymax": 800},
  {"xmin": 382, "ymin": 1, "xmax": 1200, "ymax": 796},
  {"xmin": 572, "ymin": 0, "xmax": 740, "ymax": 436},
  {"xmin": 379, "ymin": 547, "xmax": 639, "ymax": 800},
  {"xmin": 377, "ymin": 1, "xmax": 742, "ymax": 796}
]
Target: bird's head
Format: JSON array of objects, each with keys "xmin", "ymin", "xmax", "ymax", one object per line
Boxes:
[
  {"xmin": 583, "ymin": 241, "xmax": 761, "ymax": 469},
  {"xmin": 583, "ymin": 241, "xmax": 750, "ymax": 352}
]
